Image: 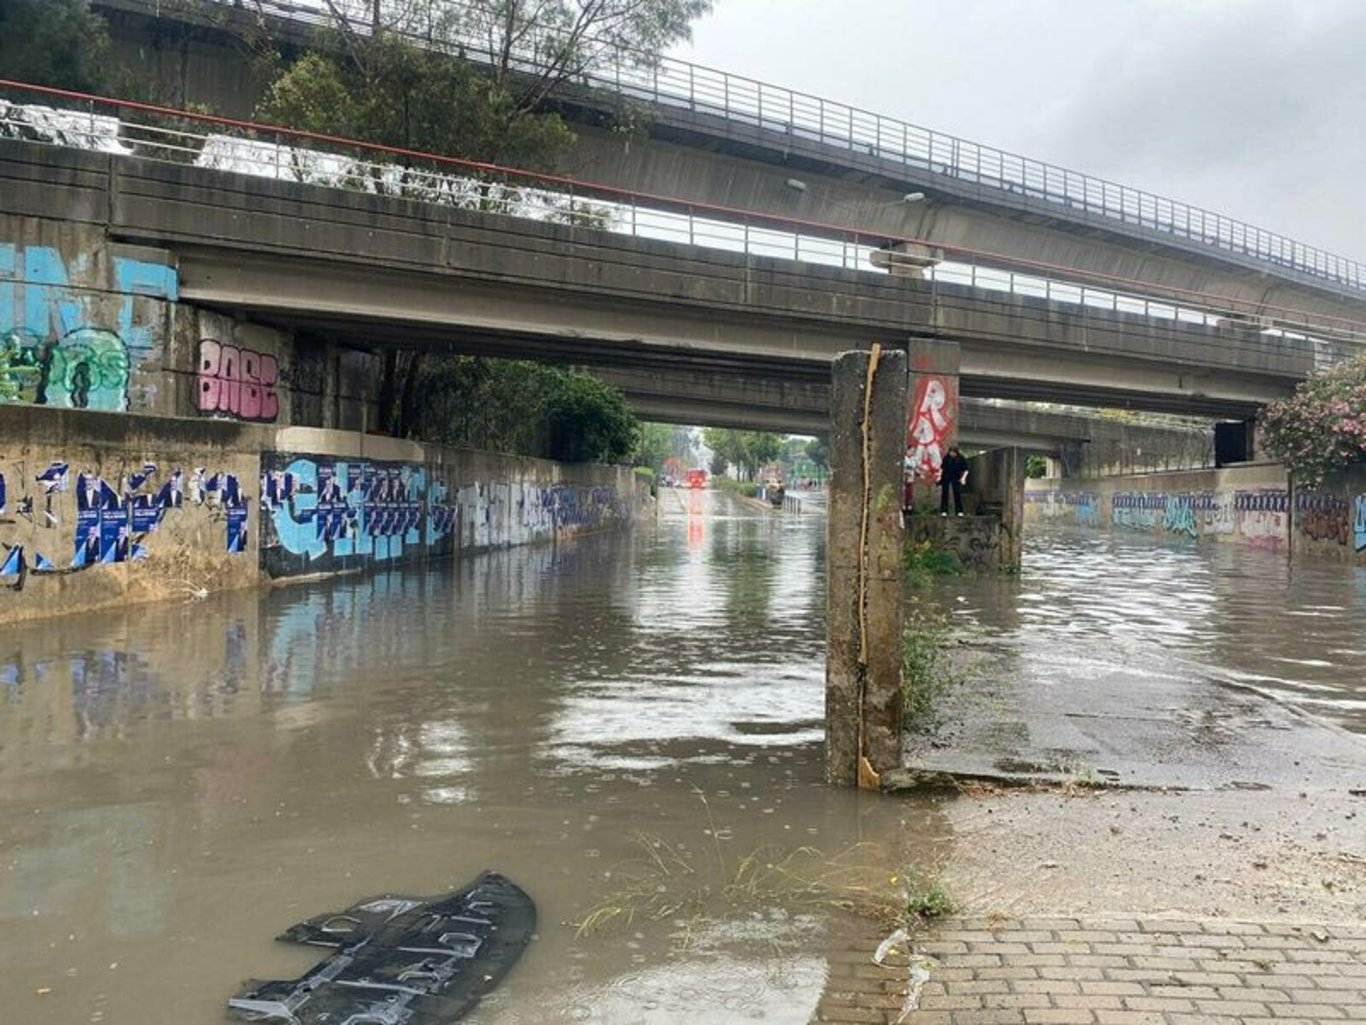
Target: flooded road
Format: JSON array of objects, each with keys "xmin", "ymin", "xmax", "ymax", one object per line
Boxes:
[
  {"xmin": 6, "ymin": 495, "xmax": 1366, "ymax": 1023},
  {"xmin": 0, "ymin": 488, "xmax": 939, "ymax": 1025},
  {"xmin": 940, "ymin": 526, "xmax": 1366, "ymax": 733}
]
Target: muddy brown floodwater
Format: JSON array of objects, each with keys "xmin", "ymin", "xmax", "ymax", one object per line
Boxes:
[
  {"xmin": 0, "ymin": 488, "xmax": 945, "ymax": 1025},
  {"xmin": 5, "ymin": 497, "xmax": 1366, "ymax": 1024},
  {"xmin": 940, "ymin": 526, "xmax": 1366, "ymax": 734},
  {"xmin": 927, "ymin": 526, "xmax": 1366, "ymax": 924}
]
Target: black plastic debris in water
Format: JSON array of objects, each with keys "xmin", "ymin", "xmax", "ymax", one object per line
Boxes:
[{"xmin": 228, "ymin": 871, "xmax": 535, "ymax": 1024}]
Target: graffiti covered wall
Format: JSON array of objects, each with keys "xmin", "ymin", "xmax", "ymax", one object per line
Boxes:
[
  {"xmin": 0, "ymin": 226, "xmax": 178, "ymax": 414},
  {"xmin": 259, "ymin": 452, "xmax": 458, "ymax": 577},
  {"xmin": 1024, "ymin": 466, "xmax": 1295, "ymax": 554},
  {"xmin": 0, "ymin": 407, "xmax": 258, "ymax": 624},
  {"xmin": 1, "ymin": 404, "xmax": 645, "ymax": 623},
  {"xmin": 259, "ymin": 449, "xmax": 634, "ymax": 579},
  {"xmin": 1292, "ymin": 464, "xmax": 1366, "ymax": 565},
  {"xmin": 1024, "ymin": 491, "xmax": 1101, "ymax": 528},
  {"xmin": 197, "ymin": 338, "xmax": 280, "ymax": 422},
  {"xmin": 908, "ymin": 515, "xmax": 1004, "ymax": 572}
]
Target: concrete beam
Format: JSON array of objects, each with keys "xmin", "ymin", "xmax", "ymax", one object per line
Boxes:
[
  {"xmin": 88, "ymin": 0, "xmax": 1366, "ymax": 325},
  {"xmin": 558, "ymin": 128, "xmax": 1366, "ymax": 325},
  {"xmin": 587, "ymin": 363, "xmax": 1213, "ymax": 467},
  {"xmin": 0, "ymin": 140, "xmax": 1311, "ymax": 416}
]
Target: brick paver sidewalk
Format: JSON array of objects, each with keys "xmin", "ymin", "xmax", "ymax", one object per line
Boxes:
[{"xmin": 814, "ymin": 915, "xmax": 1366, "ymax": 1025}]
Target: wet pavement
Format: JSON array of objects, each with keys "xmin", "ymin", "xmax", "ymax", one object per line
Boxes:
[
  {"xmin": 898, "ymin": 527, "xmax": 1366, "ymax": 793},
  {"xmin": 0, "ymin": 487, "xmax": 942, "ymax": 1025},
  {"xmin": 907, "ymin": 915, "xmax": 1366, "ymax": 1025}
]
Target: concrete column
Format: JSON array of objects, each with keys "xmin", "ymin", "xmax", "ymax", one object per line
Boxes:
[
  {"xmin": 827, "ymin": 346, "xmax": 907, "ymax": 788},
  {"xmin": 1059, "ymin": 440, "xmax": 1085, "ymax": 478},
  {"xmin": 904, "ymin": 338, "xmax": 962, "ymax": 511}
]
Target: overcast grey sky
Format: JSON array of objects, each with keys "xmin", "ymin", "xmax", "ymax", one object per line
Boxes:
[{"xmin": 669, "ymin": 0, "xmax": 1365, "ymax": 262}]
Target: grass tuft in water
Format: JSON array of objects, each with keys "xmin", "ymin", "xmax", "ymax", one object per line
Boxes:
[
  {"xmin": 573, "ymin": 789, "xmax": 905, "ymax": 952},
  {"xmin": 903, "ymin": 598, "xmax": 954, "ymax": 728},
  {"xmin": 901, "ymin": 866, "xmax": 958, "ymax": 920},
  {"xmin": 903, "ymin": 540, "xmax": 964, "ymax": 589}
]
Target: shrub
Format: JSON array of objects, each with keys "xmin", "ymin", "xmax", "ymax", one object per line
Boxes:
[
  {"xmin": 902, "ymin": 540, "xmax": 963, "ymax": 588},
  {"xmin": 1260, "ymin": 354, "xmax": 1366, "ymax": 486}
]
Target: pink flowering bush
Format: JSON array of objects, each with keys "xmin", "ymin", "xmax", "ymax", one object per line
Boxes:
[{"xmin": 1260, "ymin": 354, "xmax": 1366, "ymax": 486}]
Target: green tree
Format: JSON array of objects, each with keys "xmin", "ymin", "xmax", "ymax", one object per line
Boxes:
[
  {"xmin": 306, "ymin": 0, "xmax": 714, "ymax": 112},
  {"xmin": 544, "ymin": 370, "xmax": 639, "ymax": 463},
  {"xmin": 406, "ymin": 355, "xmax": 637, "ymax": 463},
  {"xmin": 1260, "ymin": 354, "xmax": 1366, "ymax": 486},
  {"xmin": 250, "ymin": 0, "xmax": 712, "ymax": 439},
  {"xmin": 634, "ymin": 421, "xmax": 673, "ymax": 470},
  {"xmin": 255, "ymin": 0, "xmax": 712, "ymax": 169},
  {"xmin": 740, "ymin": 431, "xmax": 782, "ymax": 479},
  {"xmin": 0, "ymin": 0, "xmax": 115, "ymax": 95},
  {"xmin": 1025, "ymin": 455, "xmax": 1048, "ymax": 478},
  {"xmin": 804, "ymin": 435, "xmax": 830, "ymax": 470},
  {"xmin": 702, "ymin": 427, "xmax": 741, "ymax": 477},
  {"xmin": 701, "ymin": 428, "xmax": 783, "ymax": 480},
  {"xmin": 256, "ymin": 28, "xmax": 577, "ymax": 173},
  {"xmin": 634, "ymin": 422, "xmax": 696, "ymax": 471}
]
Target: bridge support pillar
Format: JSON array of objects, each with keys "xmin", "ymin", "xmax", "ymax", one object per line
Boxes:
[
  {"xmin": 1058, "ymin": 440, "xmax": 1085, "ymax": 478},
  {"xmin": 904, "ymin": 339, "xmax": 962, "ymax": 511},
  {"xmin": 827, "ymin": 346, "xmax": 906, "ymax": 789}
]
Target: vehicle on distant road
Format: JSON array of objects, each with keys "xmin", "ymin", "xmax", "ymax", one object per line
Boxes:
[{"xmin": 686, "ymin": 468, "xmax": 708, "ymax": 489}]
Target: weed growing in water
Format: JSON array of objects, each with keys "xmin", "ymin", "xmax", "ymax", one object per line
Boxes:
[
  {"xmin": 573, "ymin": 789, "xmax": 906, "ymax": 953},
  {"xmin": 899, "ymin": 866, "xmax": 958, "ymax": 920},
  {"xmin": 902, "ymin": 540, "xmax": 964, "ymax": 589},
  {"xmin": 903, "ymin": 598, "xmax": 953, "ymax": 728}
]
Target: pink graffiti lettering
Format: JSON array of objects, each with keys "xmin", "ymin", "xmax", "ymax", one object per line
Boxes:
[
  {"xmin": 905, "ymin": 376, "xmax": 955, "ymax": 483},
  {"xmin": 197, "ymin": 339, "xmax": 279, "ymax": 422}
]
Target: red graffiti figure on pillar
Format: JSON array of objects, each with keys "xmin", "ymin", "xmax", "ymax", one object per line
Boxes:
[
  {"xmin": 905, "ymin": 375, "xmax": 954, "ymax": 483},
  {"xmin": 198, "ymin": 339, "xmax": 279, "ymax": 422}
]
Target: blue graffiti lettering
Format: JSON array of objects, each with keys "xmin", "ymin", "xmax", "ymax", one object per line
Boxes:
[
  {"xmin": 114, "ymin": 257, "xmax": 179, "ymax": 358},
  {"xmin": 1164, "ymin": 495, "xmax": 1197, "ymax": 538},
  {"xmin": 0, "ymin": 244, "xmax": 14, "ymax": 334},
  {"xmin": 0, "ymin": 241, "xmax": 177, "ymax": 411},
  {"xmin": 270, "ymin": 458, "xmax": 326, "ymax": 560},
  {"xmin": 265, "ymin": 457, "xmax": 454, "ymax": 564}
]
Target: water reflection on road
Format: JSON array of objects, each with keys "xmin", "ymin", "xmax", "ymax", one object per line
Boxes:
[
  {"xmin": 0, "ymin": 487, "xmax": 940, "ymax": 1025},
  {"xmin": 939, "ymin": 527, "xmax": 1366, "ymax": 732}
]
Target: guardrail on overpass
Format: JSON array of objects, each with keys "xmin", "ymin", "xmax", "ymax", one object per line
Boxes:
[
  {"xmin": 3, "ymin": 79, "xmax": 1363, "ymax": 365},
  {"xmin": 93, "ymin": 0, "xmax": 1366, "ymax": 297}
]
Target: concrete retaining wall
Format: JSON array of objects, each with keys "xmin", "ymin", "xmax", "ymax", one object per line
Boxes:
[
  {"xmin": 1022, "ymin": 463, "xmax": 1366, "ymax": 563},
  {"xmin": 907, "ymin": 516, "xmax": 1005, "ymax": 573},
  {"xmin": 1025, "ymin": 464, "xmax": 1289, "ymax": 552},
  {"xmin": 1292, "ymin": 464, "xmax": 1366, "ymax": 565},
  {"xmin": 0, "ymin": 406, "xmax": 647, "ymax": 625},
  {"xmin": 965, "ymin": 446, "xmax": 1024, "ymax": 570}
]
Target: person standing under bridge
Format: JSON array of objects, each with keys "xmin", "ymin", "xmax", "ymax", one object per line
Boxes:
[{"xmin": 940, "ymin": 447, "xmax": 969, "ymax": 516}]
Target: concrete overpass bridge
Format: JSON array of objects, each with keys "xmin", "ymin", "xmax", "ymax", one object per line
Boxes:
[
  {"xmin": 0, "ymin": 128, "xmax": 1327, "ymax": 425},
  {"xmin": 593, "ymin": 360, "xmax": 1210, "ymax": 465},
  {"xmin": 89, "ymin": 0, "xmax": 1366, "ymax": 334}
]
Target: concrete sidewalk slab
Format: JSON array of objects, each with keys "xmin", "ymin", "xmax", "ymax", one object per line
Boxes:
[{"xmin": 890, "ymin": 644, "xmax": 1366, "ymax": 794}]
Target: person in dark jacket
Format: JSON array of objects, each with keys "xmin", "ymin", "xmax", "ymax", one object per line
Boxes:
[{"xmin": 939, "ymin": 447, "xmax": 969, "ymax": 516}]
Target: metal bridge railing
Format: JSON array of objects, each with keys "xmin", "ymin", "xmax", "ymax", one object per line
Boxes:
[
  {"xmin": 106, "ymin": 0, "xmax": 1366, "ymax": 296},
  {"xmin": 2, "ymin": 81, "xmax": 1363, "ymax": 360}
]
